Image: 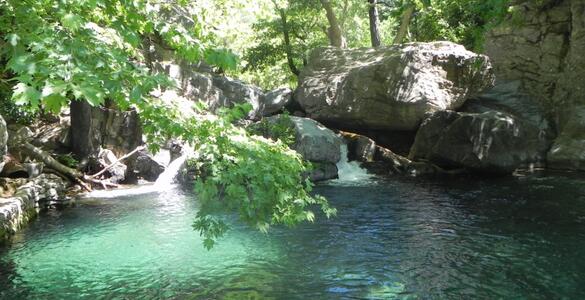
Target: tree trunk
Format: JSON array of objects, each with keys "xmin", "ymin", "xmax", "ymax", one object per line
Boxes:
[
  {"xmin": 70, "ymin": 100, "xmax": 101, "ymax": 159},
  {"xmin": 368, "ymin": 0, "xmax": 382, "ymax": 47},
  {"xmin": 393, "ymin": 4, "xmax": 415, "ymax": 45},
  {"xmin": 278, "ymin": 9, "xmax": 300, "ymax": 76},
  {"xmin": 320, "ymin": 0, "xmax": 347, "ymax": 48}
]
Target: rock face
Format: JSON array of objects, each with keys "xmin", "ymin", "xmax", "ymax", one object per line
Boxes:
[
  {"xmin": 145, "ymin": 41, "xmax": 290, "ymax": 120},
  {"xmin": 261, "ymin": 115, "xmax": 343, "ymax": 181},
  {"xmin": 0, "ymin": 174, "xmax": 68, "ymax": 242},
  {"xmin": 485, "ymin": 0, "xmax": 585, "ymax": 170},
  {"xmin": 547, "ymin": 106, "xmax": 585, "ymax": 170},
  {"xmin": 70, "ymin": 101, "xmax": 143, "ymax": 159},
  {"xmin": 295, "ymin": 42, "xmax": 495, "ymax": 131}
]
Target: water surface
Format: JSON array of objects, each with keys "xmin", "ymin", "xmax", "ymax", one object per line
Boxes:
[{"xmin": 1, "ymin": 174, "xmax": 585, "ymax": 299}]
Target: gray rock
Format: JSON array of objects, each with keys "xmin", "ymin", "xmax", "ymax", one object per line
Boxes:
[
  {"xmin": 127, "ymin": 150, "xmax": 166, "ymax": 182},
  {"xmin": 547, "ymin": 106, "xmax": 585, "ymax": 171},
  {"xmin": 32, "ymin": 119, "xmax": 70, "ymax": 152},
  {"xmin": 263, "ymin": 115, "xmax": 343, "ymax": 164},
  {"xmin": 410, "ymin": 110, "xmax": 547, "ymax": 173},
  {"xmin": 97, "ymin": 149, "xmax": 127, "ymax": 184},
  {"xmin": 308, "ymin": 163, "xmax": 338, "ymax": 182},
  {"xmin": 295, "ymin": 42, "xmax": 494, "ymax": 131},
  {"xmin": 7, "ymin": 124, "xmax": 33, "ymax": 146},
  {"xmin": 262, "ymin": 88, "xmax": 292, "ymax": 117},
  {"xmin": 339, "ymin": 132, "xmax": 376, "ymax": 162},
  {"xmin": 1, "ymin": 174, "xmax": 68, "ymax": 242},
  {"xmin": 150, "ymin": 46, "xmax": 292, "ymax": 120}
]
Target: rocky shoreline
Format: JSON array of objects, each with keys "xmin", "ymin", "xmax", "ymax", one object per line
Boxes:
[{"xmin": 0, "ymin": 174, "xmax": 69, "ymax": 243}]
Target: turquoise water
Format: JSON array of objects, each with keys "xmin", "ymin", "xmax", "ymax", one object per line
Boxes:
[{"xmin": 1, "ymin": 174, "xmax": 585, "ymax": 299}]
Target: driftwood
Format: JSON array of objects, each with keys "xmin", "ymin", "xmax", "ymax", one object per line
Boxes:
[
  {"xmin": 15, "ymin": 142, "xmax": 128, "ymax": 192},
  {"xmin": 90, "ymin": 145, "xmax": 144, "ymax": 179},
  {"xmin": 18, "ymin": 142, "xmax": 92, "ymax": 191}
]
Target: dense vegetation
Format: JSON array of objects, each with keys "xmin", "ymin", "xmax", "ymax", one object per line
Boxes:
[{"xmin": 0, "ymin": 0, "xmax": 512, "ymax": 247}]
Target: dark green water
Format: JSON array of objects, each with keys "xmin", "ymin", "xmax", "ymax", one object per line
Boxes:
[{"xmin": 1, "ymin": 174, "xmax": 585, "ymax": 299}]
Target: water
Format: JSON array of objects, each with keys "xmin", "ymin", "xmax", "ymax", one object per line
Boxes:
[
  {"xmin": 2, "ymin": 174, "xmax": 585, "ymax": 299},
  {"xmin": 335, "ymin": 144, "xmax": 372, "ymax": 183}
]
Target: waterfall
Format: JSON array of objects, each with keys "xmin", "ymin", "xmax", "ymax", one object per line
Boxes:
[
  {"xmin": 154, "ymin": 149, "xmax": 190, "ymax": 188},
  {"xmin": 334, "ymin": 144, "xmax": 371, "ymax": 182},
  {"xmin": 85, "ymin": 148, "xmax": 191, "ymax": 199}
]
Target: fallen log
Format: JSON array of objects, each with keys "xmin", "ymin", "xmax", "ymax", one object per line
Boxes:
[{"xmin": 18, "ymin": 142, "xmax": 92, "ymax": 191}]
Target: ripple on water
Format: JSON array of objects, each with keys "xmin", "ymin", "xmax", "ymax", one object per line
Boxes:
[{"xmin": 2, "ymin": 174, "xmax": 585, "ymax": 299}]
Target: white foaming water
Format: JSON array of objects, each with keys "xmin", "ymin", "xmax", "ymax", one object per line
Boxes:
[
  {"xmin": 333, "ymin": 144, "xmax": 372, "ymax": 183},
  {"xmin": 85, "ymin": 148, "xmax": 191, "ymax": 199},
  {"xmin": 154, "ymin": 149, "xmax": 190, "ymax": 189}
]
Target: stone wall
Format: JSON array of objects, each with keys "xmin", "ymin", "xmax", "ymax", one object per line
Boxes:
[{"xmin": 0, "ymin": 174, "xmax": 69, "ymax": 243}]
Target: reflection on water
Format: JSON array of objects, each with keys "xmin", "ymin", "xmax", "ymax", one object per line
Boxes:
[{"xmin": 1, "ymin": 173, "xmax": 585, "ymax": 299}]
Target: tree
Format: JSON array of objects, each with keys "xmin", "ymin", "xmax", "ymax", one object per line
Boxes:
[
  {"xmin": 0, "ymin": 0, "xmax": 334, "ymax": 248},
  {"xmin": 368, "ymin": 0, "xmax": 382, "ymax": 47},
  {"xmin": 392, "ymin": 1, "xmax": 415, "ymax": 44},
  {"xmin": 320, "ymin": 0, "xmax": 347, "ymax": 48}
]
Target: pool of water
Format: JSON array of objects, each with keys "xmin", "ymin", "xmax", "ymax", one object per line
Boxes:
[{"xmin": 1, "ymin": 174, "xmax": 585, "ymax": 299}]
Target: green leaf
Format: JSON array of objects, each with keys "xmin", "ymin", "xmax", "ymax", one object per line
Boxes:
[
  {"xmin": 61, "ymin": 13, "xmax": 84, "ymax": 32},
  {"xmin": 73, "ymin": 84, "xmax": 104, "ymax": 106},
  {"xmin": 43, "ymin": 94, "xmax": 68, "ymax": 113},
  {"xmin": 12, "ymin": 83, "xmax": 41, "ymax": 108}
]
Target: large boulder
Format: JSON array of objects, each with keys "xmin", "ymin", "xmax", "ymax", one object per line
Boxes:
[
  {"xmin": 295, "ymin": 42, "xmax": 494, "ymax": 131},
  {"xmin": 258, "ymin": 115, "xmax": 343, "ymax": 181},
  {"xmin": 410, "ymin": 111, "xmax": 548, "ymax": 174},
  {"xmin": 271, "ymin": 115, "xmax": 342, "ymax": 164},
  {"xmin": 410, "ymin": 82, "xmax": 553, "ymax": 174}
]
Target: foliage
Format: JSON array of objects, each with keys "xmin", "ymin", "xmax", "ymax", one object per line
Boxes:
[
  {"xmin": 248, "ymin": 112, "xmax": 296, "ymax": 147},
  {"xmin": 388, "ymin": 0, "xmax": 511, "ymax": 51},
  {"xmin": 141, "ymin": 102, "xmax": 336, "ymax": 250},
  {"xmin": 242, "ymin": 0, "xmax": 391, "ymax": 88},
  {"xmin": 0, "ymin": 0, "xmax": 333, "ymax": 248},
  {"xmin": 56, "ymin": 153, "xmax": 79, "ymax": 168}
]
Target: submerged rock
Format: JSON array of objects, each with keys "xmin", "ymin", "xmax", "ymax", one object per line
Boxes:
[{"xmin": 295, "ymin": 42, "xmax": 494, "ymax": 131}]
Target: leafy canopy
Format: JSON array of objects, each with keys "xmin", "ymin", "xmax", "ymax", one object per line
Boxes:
[{"xmin": 0, "ymin": 0, "xmax": 334, "ymax": 248}]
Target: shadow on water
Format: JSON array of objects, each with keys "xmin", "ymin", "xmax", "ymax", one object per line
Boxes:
[{"xmin": 1, "ymin": 172, "xmax": 585, "ymax": 299}]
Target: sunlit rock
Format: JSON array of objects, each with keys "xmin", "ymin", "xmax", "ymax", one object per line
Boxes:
[{"xmin": 295, "ymin": 42, "xmax": 494, "ymax": 131}]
